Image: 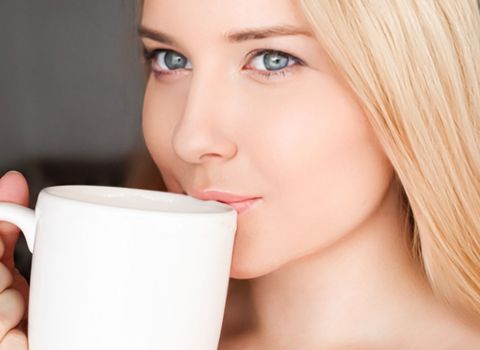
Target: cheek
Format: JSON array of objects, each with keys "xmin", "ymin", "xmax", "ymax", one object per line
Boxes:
[
  {"xmin": 231, "ymin": 76, "xmax": 394, "ymax": 278},
  {"xmin": 142, "ymin": 78, "xmax": 187, "ymax": 192},
  {"xmin": 143, "ymin": 79, "xmax": 182, "ymax": 168},
  {"xmin": 262, "ymin": 75, "xmax": 390, "ymax": 216}
]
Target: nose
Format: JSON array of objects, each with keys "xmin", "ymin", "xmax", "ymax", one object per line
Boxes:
[{"xmin": 172, "ymin": 71, "xmax": 238, "ymax": 164}]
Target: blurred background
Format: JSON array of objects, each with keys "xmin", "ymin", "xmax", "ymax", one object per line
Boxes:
[{"xmin": 0, "ymin": 0, "xmax": 165, "ymax": 280}]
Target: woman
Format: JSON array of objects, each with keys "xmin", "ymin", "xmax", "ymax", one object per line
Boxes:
[{"xmin": 1, "ymin": 0, "xmax": 480, "ymax": 348}]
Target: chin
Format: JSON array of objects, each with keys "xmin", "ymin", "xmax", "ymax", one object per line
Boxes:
[
  {"xmin": 230, "ymin": 265, "xmax": 261, "ymax": 280},
  {"xmin": 228, "ymin": 249, "xmax": 283, "ymax": 280}
]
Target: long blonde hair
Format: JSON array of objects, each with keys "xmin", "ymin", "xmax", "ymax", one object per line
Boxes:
[{"xmin": 299, "ymin": 0, "xmax": 480, "ymax": 319}]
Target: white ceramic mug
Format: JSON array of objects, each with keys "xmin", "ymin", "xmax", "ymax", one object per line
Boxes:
[{"xmin": 0, "ymin": 185, "xmax": 237, "ymax": 350}]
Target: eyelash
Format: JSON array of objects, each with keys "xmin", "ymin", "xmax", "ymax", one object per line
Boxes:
[{"xmin": 142, "ymin": 47, "xmax": 304, "ymax": 81}]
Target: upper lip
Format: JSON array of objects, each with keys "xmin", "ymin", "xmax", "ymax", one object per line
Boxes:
[{"xmin": 187, "ymin": 189, "xmax": 260, "ymax": 203}]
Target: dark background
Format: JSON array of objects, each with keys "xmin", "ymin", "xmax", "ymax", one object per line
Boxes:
[{"xmin": 0, "ymin": 0, "xmax": 159, "ymax": 280}]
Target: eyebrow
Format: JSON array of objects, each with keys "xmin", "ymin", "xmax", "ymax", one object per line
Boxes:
[{"xmin": 138, "ymin": 24, "xmax": 313, "ymax": 45}]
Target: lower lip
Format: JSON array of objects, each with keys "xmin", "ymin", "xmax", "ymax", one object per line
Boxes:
[{"xmin": 223, "ymin": 198, "xmax": 261, "ymax": 215}]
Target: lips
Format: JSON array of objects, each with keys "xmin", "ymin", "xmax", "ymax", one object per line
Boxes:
[
  {"xmin": 186, "ymin": 189, "xmax": 261, "ymax": 214},
  {"xmin": 221, "ymin": 198, "xmax": 260, "ymax": 214}
]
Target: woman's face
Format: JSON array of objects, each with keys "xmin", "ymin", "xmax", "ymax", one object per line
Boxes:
[{"xmin": 141, "ymin": 0, "xmax": 395, "ymax": 279}]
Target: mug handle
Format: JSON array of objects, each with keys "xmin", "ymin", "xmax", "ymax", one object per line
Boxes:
[{"xmin": 0, "ymin": 203, "xmax": 36, "ymax": 253}]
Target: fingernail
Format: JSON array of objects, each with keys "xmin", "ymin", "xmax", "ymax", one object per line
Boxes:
[{"xmin": 1, "ymin": 170, "xmax": 21, "ymax": 179}]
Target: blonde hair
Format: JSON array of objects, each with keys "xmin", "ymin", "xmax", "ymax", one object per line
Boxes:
[{"xmin": 298, "ymin": 0, "xmax": 480, "ymax": 318}]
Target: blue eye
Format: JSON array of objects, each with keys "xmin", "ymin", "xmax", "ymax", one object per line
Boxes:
[
  {"xmin": 246, "ymin": 49, "xmax": 303, "ymax": 80},
  {"xmin": 248, "ymin": 50, "xmax": 296, "ymax": 71},
  {"xmin": 143, "ymin": 47, "xmax": 303, "ymax": 80},
  {"xmin": 143, "ymin": 49, "xmax": 192, "ymax": 73}
]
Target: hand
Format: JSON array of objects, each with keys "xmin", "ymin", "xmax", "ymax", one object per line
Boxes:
[{"xmin": 0, "ymin": 171, "xmax": 30, "ymax": 348}]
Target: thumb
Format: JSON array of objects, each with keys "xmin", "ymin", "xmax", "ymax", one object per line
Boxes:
[{"xmin": 0, "ymin": 171, "xmax": 30, "ymax": 270}]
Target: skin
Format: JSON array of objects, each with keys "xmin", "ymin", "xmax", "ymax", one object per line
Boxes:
[
  {"xmin": 0, "ymin": 172, "xmax": 30, "ymax": 348},
  {"xmin": 140, "ymin": 0, "xmax": 480, "ymax": 348}
]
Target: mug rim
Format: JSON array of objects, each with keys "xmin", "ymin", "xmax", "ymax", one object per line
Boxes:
[{"xmin": 40, "ymin": 185, "xmax": 235, "ymax": 215}]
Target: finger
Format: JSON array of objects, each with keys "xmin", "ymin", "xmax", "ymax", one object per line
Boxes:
[
  {"xmin": 15, "ymin": 318, "xmax": 27, "ymax": 336},
  {"xmin": 10, "ymin": 270, "xmax": 28, "ymax": 322},
  {"xmin": 0, "ymin": 289, "xmax": 25, "ymax": 342},
  {"xmin": 0, "ymin": 265, "xmax": 12, "ymax": 294},
  {"xmin": 0, "ymin": 328, "xmax": 28, "ymax": 349},
  {"xmin": 0, "ymin": 241, "xmax": 4, "ymax": 263},
  {"xmin": 0, "ymin": 172, "xmax": 29, "ymax": 270}
]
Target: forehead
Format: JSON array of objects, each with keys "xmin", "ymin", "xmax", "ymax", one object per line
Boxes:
[{"xmin": 141, "ymin": 0, "xmax": 309, "ymax": 40}]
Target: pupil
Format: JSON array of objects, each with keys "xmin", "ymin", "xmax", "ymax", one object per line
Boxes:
[
  {"xmin": 165, "ymin": 51, "xmax": 186, "ymax": 69},
  {"xmin": 264, "ymin": 52, "xmax": 288, "ymax": 71}
]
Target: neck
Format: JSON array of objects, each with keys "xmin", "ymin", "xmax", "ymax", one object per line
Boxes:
[{"xmin": 245, "ymin": 183, "xmax": 438, "ymax": 348}]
